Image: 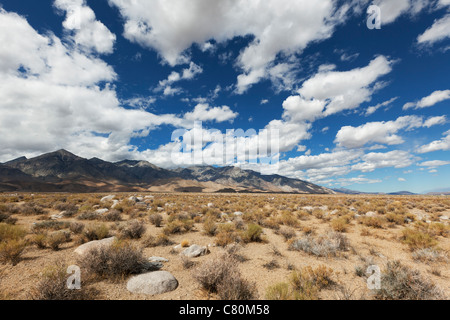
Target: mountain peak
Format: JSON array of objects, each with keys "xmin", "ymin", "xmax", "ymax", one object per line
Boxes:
[
  {"xmin": 4, "ymin": 156, "xmax": 28, "ymax": 165},
  {"xmin": 54, "ymin": 149, "xmax": 77, "ymax": 157},
  {"xmin": 37, "ymin": 149, "xmax": 82, "ymax": 161}
]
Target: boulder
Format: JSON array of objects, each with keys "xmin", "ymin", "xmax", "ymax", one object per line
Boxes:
[
  {"xmin": 181, "ymin": 244, "xmax": 208, "ymax": 258},
  {"xmin": 127, "ymin": 271, "xmax": 178, "ymax": 295},
  {"xmin": 74, "ymin": 237, "xmax": 116, "ymax": 256}
]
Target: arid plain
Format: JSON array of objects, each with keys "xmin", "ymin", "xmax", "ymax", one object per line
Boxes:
[{"xmin": 0, "ymin": 192, "xmax": 448, "ymax": 300}]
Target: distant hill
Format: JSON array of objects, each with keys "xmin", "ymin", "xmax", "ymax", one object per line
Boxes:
[
  {"xmin": 332, "ymin": 188, "xmax": 368, "ymax": 194},
  {"xmin": 0, "ymin": 150, "xmax": 335, "ymax": 194},
  {"xmin": 424, "ymin": 188, "xmax": 450, "ymax": 195},
  {"xmin": 388, "ymin": 191, "xmax": 417, "ymax": 195},
  {"xmin": 333, "ymin": 188, "xmax": 418, "ymax": 195},
  {"xmin": 427, "ymin": 191, "xmax": 450, "ymax": 195}
]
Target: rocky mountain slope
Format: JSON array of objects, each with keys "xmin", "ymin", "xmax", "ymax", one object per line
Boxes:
[{"xmin": 0, "ymin": 150, "xmax": 335, "ymax": 194}]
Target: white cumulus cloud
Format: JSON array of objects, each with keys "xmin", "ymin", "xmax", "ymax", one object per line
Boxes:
[
  {"xmin": 54, "ymin": 0, "xmax": 116, "ymax": 54},
  {"xmin": 403, "ymin": 90, "xmax": 450, "ymax": 110},
  {"xmin": 418, "ymin": 14, "xmax": 450, "ymax": 45},
  {"xmin": 335, "ymin": 115, "xmax": 424, "ymax": 149},
  {"xmin": 108, "ymin": 0, "xmax": 350, "ymax": 93}
]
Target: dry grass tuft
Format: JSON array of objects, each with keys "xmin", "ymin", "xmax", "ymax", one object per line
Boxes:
[
  {"xmin": 289, "ymin": 231, "xmax": 350, "ymax": 257},
  {"xmin": 374, "ymin": 261, "xmax": 445, "ymax": 300},
  {"xmin": 193, "ymin": 252, "xmax": 257, "ymax": 300}
]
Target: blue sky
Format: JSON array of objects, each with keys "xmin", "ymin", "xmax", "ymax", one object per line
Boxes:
[{"xmin": 0, "ymin": 0, "xmax": 449, "ymax": 193}]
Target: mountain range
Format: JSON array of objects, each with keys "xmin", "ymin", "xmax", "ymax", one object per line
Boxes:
[{"xmin": 0, "ymin": 150, "xmax": 335, "ymax": 194}]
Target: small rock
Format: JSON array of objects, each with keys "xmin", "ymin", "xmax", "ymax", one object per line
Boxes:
[
  {"xmin": 127, "ymin": 271, "xmax": 178, "ymax": 295},
  {"xmin": 365, "ymin": 211, "xmax": 377, "ymax": 217},
  {"xmin": 143, "ymin": 262, "xmax": 164, "ymax": 271},
  {"xmin": 74, "ymin": 237, "xmax": 116, "ymax": 256},
  {"xmin": 233, "ymin": 211, "xmax": 243, "ymax": 216},
  {"xmin": 128, "ymin": 196, "xmax": 139, "ymax": 203},
  {"xmin": 207, "ymin": 203, "xmax": 214, "ymax": 208},
  {"xmin": 95, "ymin": 208, "xmax": 109, "ymax": 215},
  {"xmin": 329, "ymin": 210, "xmax": 339, "ymax": 215},
  {"xmin": 51, "ymin": 212, "xmax": 64, "ymax": 220},
  {"xmin": 111, "ymin": 200, "xmax": 120, "ymax": 209},
  {"xmin": 440, "ymin": 215, "xmax": 449, "ymax": 221},
  {"xmin": 101, "ymin": 195, "xmax": 115, "ymax": 202},
  {"xmin": 181, "ymin": 244, "xmax": 209, "ymax": 258},
  {"xmin": 149, "ymin": 256, "xmax": 169, "ymax": 263}
]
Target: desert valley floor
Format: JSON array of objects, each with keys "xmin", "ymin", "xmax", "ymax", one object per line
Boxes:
[{"xmin": 0, "ymin": 192, "xmax": 449, "ymax": 300}]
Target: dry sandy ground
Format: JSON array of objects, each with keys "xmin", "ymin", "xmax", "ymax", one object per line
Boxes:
[{"xmin": 0, "ymin": 193, "xmax": 449, "ymax": 300}]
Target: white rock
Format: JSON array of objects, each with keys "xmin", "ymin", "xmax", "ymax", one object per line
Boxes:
[
  {"xmin": 365, "ymin": 211, "xmax": 377, "ymax": 217},
  {"xmin": 74, "ymin": 237, "xmax": 116, "ymax": 256},
  {"xmin": 95, "ymin": 208, "xmax": 109, "ymax": 215},
  {"xmin": 127, "ymin": 271, "xmax": 178, "ymax": 295},
  {"xmin": 440, "ymin": 215, "xmax": 449, "ymax": 221},
  {"xmin": 149, "ymin": 256, "xmax": 169, "ymax": 263},
  {"xmin": 233, "ymin": 211, "xmax": 243, "ymax": 216},
  {"xmin": 51, "ymin": 212, "xmax": 64, "ymax": 220},
  {"xmin": 101, "ymin": 195, "xmax": 115, "ymax": 202},
  {"xmin": 181, "ymin": 244, "xmax": 209, "ymax": 258},
  {"xmin": 128, "ymin": 196, "xmax": 139, "ymax": 203},
  {"xmin": 111, "ymin": 200, "xmax": 120, "ymax": 208},
  {"xmin": 329, "ymin": 210, "xmax": 339, "ymax": 215},
  {"xmin": 207, "ymin": 203, "xmax": 214, "ymax": 208}
]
